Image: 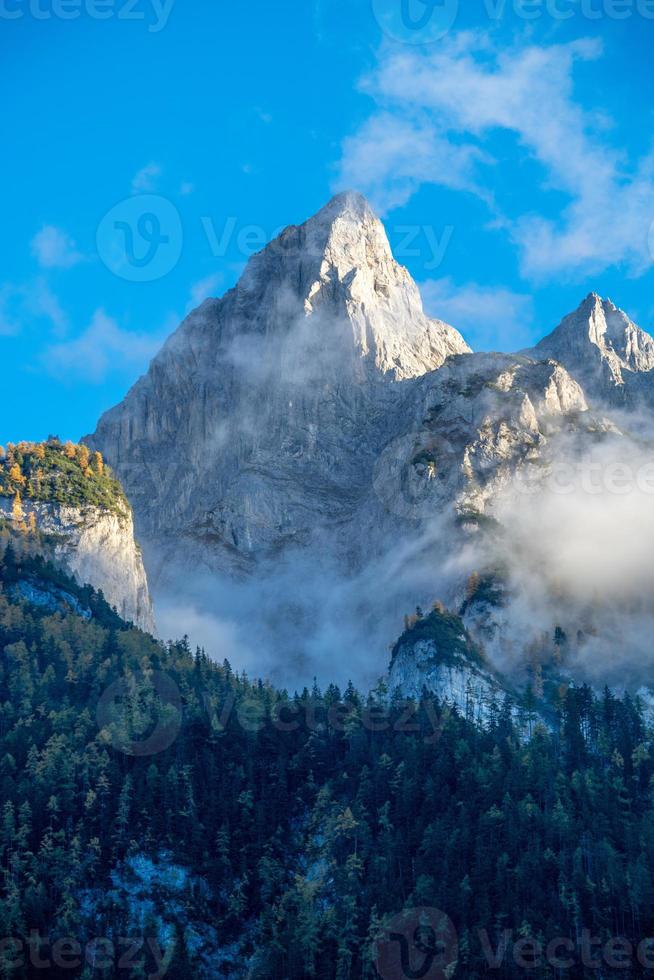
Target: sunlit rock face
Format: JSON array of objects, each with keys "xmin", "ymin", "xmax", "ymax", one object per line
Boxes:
[
  {"xmin": 0, "ymin": 498, "xmax": 154, "ymax": 632},
  {"xmin": 531, "ymin": 292, "xmax": 654, "ymax": 407},
  {"xmin": 86, "ymin": 192, "xmax": 470, "ymax": 579},
  {"xmin": 85, "ymin": 193, "xmax": 654, "ymax": 687}
]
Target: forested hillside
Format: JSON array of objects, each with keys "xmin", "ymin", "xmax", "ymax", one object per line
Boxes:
[{"xmin": 1, "ymin": 532, "xmax": 654, "ymax": 977}]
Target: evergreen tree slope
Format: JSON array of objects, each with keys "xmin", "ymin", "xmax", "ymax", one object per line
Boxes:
[{"xmin": 1, "ymin": 540, "xmax": 654, "ymax": 977}]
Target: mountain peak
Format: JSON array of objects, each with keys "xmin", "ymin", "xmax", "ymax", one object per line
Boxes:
[
  {"xmin": 230, "ymin": 193, "xmax": 470, "ymax": 381},
  {"xmin": 240, "ymin": 190, "xmax": 391, "ymax": 284},
  {"xmin": 580, "ymin": 290, "xmax": 602, "ymax": 308},
  {"xmin": 534, "ymin": 293, "xmax": 654, "ymax": 400},
  {"xmin": 315, "ymin": 190, "xmax": 375, "ymax": 222}
]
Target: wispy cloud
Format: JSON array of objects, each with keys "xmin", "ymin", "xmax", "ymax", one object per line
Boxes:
[
  {"xmin": 131, "ymin": 161, "xmax": 162, "ymax": 194},
  {"xmin": 337, "ymin": 33, "xmax": 654, "ymax": 280},
  {"xmin": 30, "ymin": 225, "xmax": 84, "ymax": 269},
  {"xmin": 339, "ymin": 112, "xmax": 489, "ymax": 213},
  {"xmin": 42, "ymin": 309, "xmax": 161, "ymax": 383},
  {"xmin": 0, "ymin": 279, "xmax": 69, "ymax": 338},
  {"xmin": 186, "ymin": 273, "xmax": 222, "ymax": 312},
  {"xmin": 421, "ymin": 277, "xmax": 534, "ymax": 352},
  {"xmin": 27, "ymin": 279, "xmax": 69, "ymax": 337}
]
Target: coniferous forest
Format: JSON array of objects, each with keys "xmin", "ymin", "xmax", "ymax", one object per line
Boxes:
[{"xmin": 1, "ymin": 534, "xmax": 654, "ymax": 978}]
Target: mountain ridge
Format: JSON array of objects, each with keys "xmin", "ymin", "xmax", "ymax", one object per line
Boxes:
[{"xmin": 85, "ymin": 192, "xmax": 654, "ymax": 691}]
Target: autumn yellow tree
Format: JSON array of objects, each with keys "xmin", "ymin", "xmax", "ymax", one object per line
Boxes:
[
  {"xmin": 12, "ymin": 492, "xmax": 26, "ymax": 532},
  {"xmin": 77, "ymin": 445, "xmax": 90, "ymax": 472},
  {"xmin": 64, "ymin": 441, "xmax": 76, "ymax": 459},
  {"xmin": 92, "ymin": 451, "xmax": 104, "ymax": 476},
  {"xmin": 35, "ymin": 443, "xmax": 46, "ymax": 460},
  {"xmin": 466, "ymin": 572, "xmax": 480, "ymax": 602},
  {"xmin": 9, "ymin": 463, "xmax": 26, "ymax": 487}
]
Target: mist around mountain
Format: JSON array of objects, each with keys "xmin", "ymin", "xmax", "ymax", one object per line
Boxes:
[{"xmin": 84, "ymin": 194, "xmax": 654, "ymax": 709}]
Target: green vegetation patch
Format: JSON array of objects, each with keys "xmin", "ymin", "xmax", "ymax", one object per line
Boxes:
[
  {"xmin": 0, "ymin": 438, "xmax": 127, "ymax": 514},
  {"xmin": 391, "ymin": 605, "xmax": 485, "ymax": 669}
]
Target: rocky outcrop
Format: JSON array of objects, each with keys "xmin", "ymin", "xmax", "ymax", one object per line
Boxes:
[
  {"xmin": 531, "ymin": 292, "xmax": 654, "ymax": 406},
  {"xmin": 387, "ymin": 608, "xmax": 522, "ymax": 728},
  {"xmin": 371, "ymin": 352, "xmax": 591, "ymax": 523},
  {"xmin": 389, "ymin": 638, "xmax": 509, "ymax": 726},
  {"xmin": 0, "ymin": 498, "xmax": 154, "ymax": 632}
]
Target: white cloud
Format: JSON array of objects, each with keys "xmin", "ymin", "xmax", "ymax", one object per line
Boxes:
[
  {"xmin": 0, "ymin": 280, "xmax": 69, "ymax": 338},
  {"xmin": 339, "ymin": 112, "xmax": 490, "ymax": 213},
  {"xmin": 186, "ymin": 273, "xmax": 222, "ymax": 312},
  {"xmin": 30, "ymin": 225, "xmax": 83, "ymax": 269},
  {"xmin": 27, "ymin": 279, "xmax": 69, "ymax": 337},
  {"xmin": 487, "ymin": 433, "xmax": 654, "ymax": 684},
  {"xmin": 131, "ymin": 161, "xmax": 162, "ymax": 194},
  {"xmin": 337, "ymin": 33, "xmax": 654, "ymax": 279},
  {"xmin": 421, "ymin": 277, "xmax": 534, "ymax": 352},
  {"xmin": 42, "ymin": 309, "xmax": 161, "ymax": 383}
]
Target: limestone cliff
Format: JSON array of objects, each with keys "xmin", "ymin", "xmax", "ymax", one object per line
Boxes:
[
  {"xmin": 86, "ymin": 193, "xmax": 470, "ymax": 573},
  {"xmin": 0, "ymin": 441, "xmax": 154, "ymax": 632},
  {"xmin": 83, "ymin": 193, "xmax": 654, "ymax": 691}
]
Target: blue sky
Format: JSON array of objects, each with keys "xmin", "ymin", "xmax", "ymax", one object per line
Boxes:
[{"xmin": 2, "ymin": 0, "xmax": 654, "ymax": 443}]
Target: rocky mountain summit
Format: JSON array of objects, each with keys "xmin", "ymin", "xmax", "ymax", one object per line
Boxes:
[
  {"xmin": 531, "ymin": 292, "xmax": 654, "ymax": 406},
  {"xmin": 87, "ymin": 193, "xmax": 469, "ymax": 568},
  {"xmin": 86, "ymin": 193, "xmax": 654, "ymax": 697}
]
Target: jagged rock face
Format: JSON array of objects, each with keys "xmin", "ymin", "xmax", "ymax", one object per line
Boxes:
[
  {"xmin": 86, "ymin": 193, "xmax": 469, "ymax": 576},
  {"xmin": 0, "ymin": 499, "xmax": 154, "ymax": 632},
  {"xmin": 85, "ymin": 193, "xmax": 651, "ymax": 688},
  {"xmin": 533, "ymin": 293, "xmax": 654, "ymax": 406},
  {"xmin": 87, "ymin": 193, "xmax": 594, "ymax": 586},
  {"xmin": 372, "ymin": 352, "xmax": 590, "ymax": 522}
]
